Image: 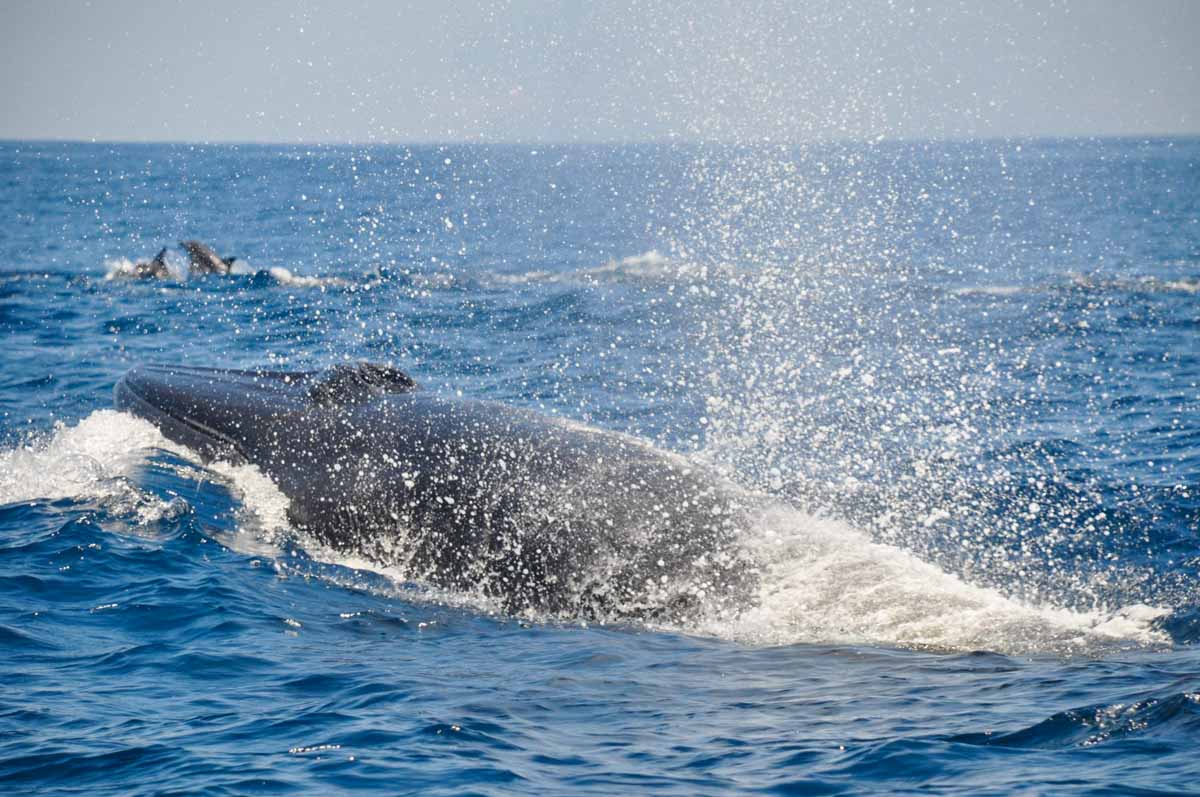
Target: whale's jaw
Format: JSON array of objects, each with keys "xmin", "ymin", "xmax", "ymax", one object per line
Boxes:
[{"xmin": 114, "ymin": 364, "xmax": 300, "ymax": 462}]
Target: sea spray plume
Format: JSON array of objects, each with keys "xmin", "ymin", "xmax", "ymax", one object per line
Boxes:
[
  {"xmin": 606, "ymin": 2, "xmax": 1183, "ymax": 617},
  {"xmin": 668, "ymin": 141, "xmax": 1188, "ymax": 615}
]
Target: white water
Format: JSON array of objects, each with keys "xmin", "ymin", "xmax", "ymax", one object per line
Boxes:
[
  {"xmin": 490, "ymin": 250, "xmax": 737, "ymax": 287},
  {"xmin": 0, "ymin": 410, "xmax": 180, "ymax": 523},
  {"xmin": 951, "ymin": 273, "xmax": 1200, "ymax": 297},
  {"xmin": 706, "ymin": 504, "xmax": 1169, "ymax": 653},
  {"xmin": 0, "ymin": 410, "xmax": 1170, "ymax": 654},
  {"xmin": 105, "ymin": 253, "xmax": 346, "ymax": 288},
  {"xmin": 104, "ymin": 255, "xmax": 189, "ymax": 282}
]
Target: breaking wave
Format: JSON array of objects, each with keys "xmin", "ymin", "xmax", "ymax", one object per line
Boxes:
[
  {"xmin": 0, "ymin": 410, "xmax": 179, "ymax": 523},
  {"xmin": 952, "ymin": 272, "xmax": 1200, "ymax": 297}
]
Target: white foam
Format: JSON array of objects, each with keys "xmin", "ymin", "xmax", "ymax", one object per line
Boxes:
[
  {"xmin": 264, "ymin": 266, "xmax": 350, "ymax": 289},
  {"xmin": 271, "ymin": 536, "xmax": 509, "ymax": 618},
  {"xmin": 103, "ymin": 254, "xmax": 188, "ymax": 282},
  {"xmin": 0, "ymin": 410, "xmax": 179, "ymax": 522},
  {"xmin": 1088, "ymin": 273, "xmax": 1200, "ymax": 295},
  {"xmin": 1153, "ymin": 277, "xmax": 1200, "ymax": 295},
  {"xmin": 586, "ymin": 250, "xmax": 740, "ymax": 284},
  {"xmin": 103, "ymin": 257, "xmax": 140, "ymax": 280},
  {"xmin": 207, "ymin": 459, "xmax": 293, "ymax": 552},
  {"xmin": 227, "ymin": 259, "xmax": 258, "ymax": 276},
  {"xmin": 491, "ymin": 250, "xmax": 736, "ymax": 286},
  {"xmin": 953, "ymin": 274, "xmax": 1200, "ymax": 298},
  {"xmin": 1070, "ymin": 276, "xmax": 1200, "ymax": 297},
  {"xmin": 950, "ymin": 284, "xmax": 1026, "ymax": 297},
  {"xmin": 228, "ymin": 259, "xmax": 342, "ymax": 288},
  {"xmin": 0, "ymin": 409, "xmax": 294, "ymax": 551},
  {"xmin": 695, "ymin": 503, "xmax": 1170, "ymax": 654}
]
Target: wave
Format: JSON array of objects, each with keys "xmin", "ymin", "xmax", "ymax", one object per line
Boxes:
[
  {"xmin": 1069, "ymin": 273, "xmax": 1200, "ymax": 295},
  {"xmin": 953, "ymin": 272, "xmax": 1200, "ymax": 298},
  {"xmin": 0, "ymin": 410, "xmax": 180, "ymax": 523},
  {"xmin": 184, "ymin": 470, "xmax": 1181, "ymax": 654},
  {"xmin": 490, "ymin": 250, "xmax": 736, "ymax": 287},
  {"xmin": 499, "ymin": 256, "xmax": 1199, "ymax": 306},
  {"xmin": 102, "ymin": 250, "xmax": 722, "ymax": 292},
  {"xmin": 951, "ymin": 690, "xmax": 1200, "ymax": 749},
  {"xmin": 0, "ymin": 410, "xmax": 1175, "ymax": 655}
]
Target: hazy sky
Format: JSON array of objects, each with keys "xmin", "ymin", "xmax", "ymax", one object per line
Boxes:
[{"xmin": 2, "ymin": 0, "xmax": 1197, "ymax": 143}]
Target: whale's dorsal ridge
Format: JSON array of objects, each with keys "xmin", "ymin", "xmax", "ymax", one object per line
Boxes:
[{"xmin": 307, "ymin": 362, "xmax": 418, "ymax": 407}]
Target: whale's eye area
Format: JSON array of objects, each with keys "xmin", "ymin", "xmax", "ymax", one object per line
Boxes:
[{"xmin": 308, "ymin": 363, "xmax": 418, "ymax": 406}]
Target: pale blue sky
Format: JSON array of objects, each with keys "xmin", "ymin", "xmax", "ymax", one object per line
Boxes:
[{"xmin": 2, "ymin": 0, "xmax": 1197, "ymax": 143}]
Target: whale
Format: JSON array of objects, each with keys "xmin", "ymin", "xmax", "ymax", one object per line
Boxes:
[
  {"xmin": 114, "ymin": 363, "xmax": 757, "ymax": 620},
  {"xmin": 131, "ymin": 247, "xmax": 170, "ymax": 279},
  {"xmin": 121, "ymin": 241, "xmax": 238, "ymax": 279},
  {"xmin": 180, "ymin": 240, "xmax": 237, "ymax": 275}
]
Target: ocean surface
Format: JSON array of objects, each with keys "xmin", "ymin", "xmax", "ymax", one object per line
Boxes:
[{"xmin": 0, "ymin": 138, "xmax": 1197, "ymax": 795}]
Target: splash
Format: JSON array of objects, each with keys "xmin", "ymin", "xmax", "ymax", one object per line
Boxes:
[
  {"xmin": 261, "ymin": 266, "xmax": 350, "ymax": 289},
  {"xmin": 0, "ymin": 410, "xmax": 177, "ymax": 522},
  {"xmin": 206, "ymin": 459, "xmax": 294, "ymax": 551},
  {"xmin": 698, "ymin": 504, "xmax": 1169, "ymax": 655},
  {"xmin": 602, "ymin": 7, "xmax": 1190, "ymax": 630},
  {"xmin": 228, "ymin": 259, "xmax": 352, "ymax": 288},
  {"xmin": 105, "ymin": 253, "xmax": 347, "ymax": 288},
  {"xmin": 104, "ymin": 255, "xmax": 188, "ymax": 282}
]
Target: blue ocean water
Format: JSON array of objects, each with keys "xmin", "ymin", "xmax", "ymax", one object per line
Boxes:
[{"xmin": 0, "ymin": 138, "xmax": 1198, "ymax": 795}]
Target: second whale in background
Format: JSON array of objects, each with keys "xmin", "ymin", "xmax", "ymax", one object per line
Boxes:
[
  {"xmin": 127, "ymin": 240, "xmax": 238, "ymax": 279},
  {"xmin": 180, "ymin": 240, "xmax": 238, "ymax": 275}
]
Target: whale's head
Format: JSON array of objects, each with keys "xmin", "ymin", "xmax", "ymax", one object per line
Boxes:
[
  {"xmin": 115, "ymin": 363, "xmax": 418, "ymax": 462},
  {"xmin": 115, "ymin": 364, "xmax": 299, "ymax": 461}
]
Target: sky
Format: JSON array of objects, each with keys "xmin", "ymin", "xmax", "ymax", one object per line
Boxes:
[{"xmin": 1, "ymin": 0, "xmax": 1198, "ymax": 143}]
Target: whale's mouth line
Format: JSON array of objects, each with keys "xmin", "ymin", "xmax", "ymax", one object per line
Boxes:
[{"xmin": 115, "ymin": 373, "xmax": 249, "ymax": 463}]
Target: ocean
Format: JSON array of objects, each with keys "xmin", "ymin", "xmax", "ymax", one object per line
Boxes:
[{"xmin": 0, "ymin": 138, "xmax": 1197, "ymax": 794}]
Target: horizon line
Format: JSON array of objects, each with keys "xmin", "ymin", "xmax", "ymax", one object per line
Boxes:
[{"xmin": 3, "ymin": 131, "xmax": 1200, "ymax": 149}]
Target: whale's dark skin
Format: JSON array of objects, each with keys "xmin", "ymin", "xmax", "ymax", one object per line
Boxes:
[
  {"xmin": 133, "ymin": 247, "xmax": 170, "ymax": 279},
  {"xmin": 115, "ymin": 363, "xmax": 757, "ymax": 619},
  {"xmin": 180, "ymin": 240, "xmax": 237, "ymax": 275},
  {"xmin": 124, "ymin": 241, "xmax": 237, "ymax": 279}
]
